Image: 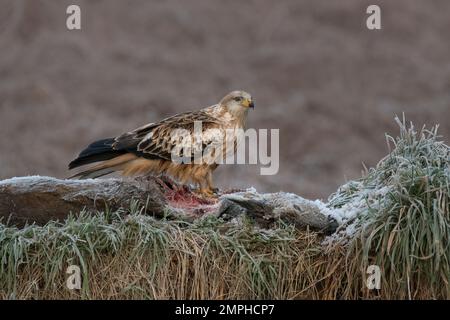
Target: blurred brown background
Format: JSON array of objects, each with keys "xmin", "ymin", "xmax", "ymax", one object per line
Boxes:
[{"xmin": 1, "ymin": 0, "xmax": 449, "ymax": 199}]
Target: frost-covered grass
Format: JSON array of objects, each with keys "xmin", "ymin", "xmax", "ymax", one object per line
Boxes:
[
  {"xmin": 324, "ymin": 116, "xmax": 450, "ymax": 299},
  {"xmin": 0, "ymin": 209, "xmax": 325, "ymax": 299},
  {"xmin": 0, "ymin": 117, "xmax": 449, "ymax": 299}
]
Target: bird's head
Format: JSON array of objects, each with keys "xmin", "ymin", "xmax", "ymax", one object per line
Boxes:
[{"xmin": 220, "ymin": 90, "xmax": 254, "ymax": 117}]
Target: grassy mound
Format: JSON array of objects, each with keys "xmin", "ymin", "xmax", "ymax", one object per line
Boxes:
[
  {"xmin": 325, "ymin": 117, "xmax": 450, "ymax": 299},
  {"xmin": 0, "ymin": 211, "xmax": 327, "ymax": 299},
  {"xmin": 0, "ymin": 117, "xmax": 449, "ymax": 299}
]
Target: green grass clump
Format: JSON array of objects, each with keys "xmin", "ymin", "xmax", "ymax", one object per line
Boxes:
[{"xmin": 326, "ymin": 116, "xmax": 450, "ymax": 299}]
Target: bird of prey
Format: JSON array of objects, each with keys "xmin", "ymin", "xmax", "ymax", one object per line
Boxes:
[{"xmin": 69, "ymin": 91, "xmax": 254, "ymax": 196}]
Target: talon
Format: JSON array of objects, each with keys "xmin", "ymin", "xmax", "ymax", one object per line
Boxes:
[{"xmin": 197, "ymin": 188, "xmax": 216, "ymax": 198}]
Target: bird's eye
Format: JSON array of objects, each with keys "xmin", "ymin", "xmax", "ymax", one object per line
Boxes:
[{"xmin": 234, "ymin": 97, "xmax": 242, "ymax": 102}]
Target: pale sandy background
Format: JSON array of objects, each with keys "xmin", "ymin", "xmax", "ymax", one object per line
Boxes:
[{"xmin": 0, "ymin": 0, "xmax": 449, "ymax": 199}]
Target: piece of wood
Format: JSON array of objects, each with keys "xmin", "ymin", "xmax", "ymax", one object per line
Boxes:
[
  {"xmin": 0, "ymin": 176, "xmax": 167, "ymax": 227},
  {"xmin": 0, "ymin": 176, "xmax": 338, "ymax": 233}
]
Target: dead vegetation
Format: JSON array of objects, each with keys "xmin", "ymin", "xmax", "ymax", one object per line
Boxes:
[{"xmin": 0, "ymin": 118, "xmax": 449, "ymax": 299}]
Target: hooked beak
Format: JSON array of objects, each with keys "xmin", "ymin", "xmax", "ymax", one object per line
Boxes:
[{"xmin": 243, "ymin": 98, "xmax": 255, "ymax": 109}]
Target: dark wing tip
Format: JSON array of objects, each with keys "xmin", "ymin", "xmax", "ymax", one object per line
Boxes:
[{"xmin": 68, "ymin": 138, "xmax": 118, "ymax": 170}]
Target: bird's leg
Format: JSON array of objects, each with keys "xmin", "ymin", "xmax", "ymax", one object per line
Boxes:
[
  {"xmin": 199, "ymin": 188, "xmax": 215, "ymax": 198},
  {"xmin": 206, "ymin": 171, "xmax": 219, "ymax": 194},
  {"xmin": 161, "ymin": 174, "xmax": 177, "ymax": 189},
  {"xmin": 179, "ymin": 176, "xmax": 192, "ymax": 193},
  {"xmin": 191, "ymin": 174, "xmax": 214, "ymax": 198}
]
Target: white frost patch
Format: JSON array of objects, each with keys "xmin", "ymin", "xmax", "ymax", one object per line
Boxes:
[
  {"xmin": 311, "ymin": 199, "xmax": 339, "ymax": 222},
  {"xmin": 245, "ymin": 186, "xmax": 258, "ymax": 194},
  {"xmin": 323, "ymin": 185, "xmax": 393, "ymax": 243},
  {"xmin": 0, "ymin": 175, "xmax": 54, "ymax": 186},
  {"xmin": 0, "ymin": 175, "xmax": 119, "ymax": 187},
  {"xmin": 324, "ymin": 186, "xmax": 392, "ymax": 224}
]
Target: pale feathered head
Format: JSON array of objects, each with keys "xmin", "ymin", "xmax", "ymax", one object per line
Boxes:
[{"xmin": 219, "ymin": 90, "xmax": 254, "ymax": 117}]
